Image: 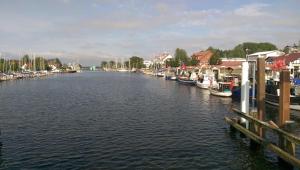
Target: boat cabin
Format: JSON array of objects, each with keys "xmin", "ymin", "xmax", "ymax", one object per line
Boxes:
[{"xmin": 217, "ymin": 82, "xmax": 232, "ymax": 92}]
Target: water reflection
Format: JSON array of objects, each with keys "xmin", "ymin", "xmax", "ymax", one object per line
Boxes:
[{"xmin": 0, "ymin": 134, "xmax": 3, "ymax": 168}]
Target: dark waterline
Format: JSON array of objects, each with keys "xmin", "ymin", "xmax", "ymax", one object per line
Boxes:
[{"xmin": 0, "ymin": 72, "xmax": 289, "ymax": 169}]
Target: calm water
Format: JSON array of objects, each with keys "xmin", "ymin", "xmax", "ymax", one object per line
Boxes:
[{"xmin": 0, "ymin": 72, "xmax": 289, "ymax": 169}]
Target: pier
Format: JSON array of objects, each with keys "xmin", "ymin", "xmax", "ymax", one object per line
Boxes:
[{"xmin": 225, "ymin": 57, "xmax": 300, "ymax": 169}]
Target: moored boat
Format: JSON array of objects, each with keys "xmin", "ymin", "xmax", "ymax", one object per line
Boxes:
[
  {"xmin": 117, "ymin": 68, "xmax": 129, "ymax": 72},
  {"xmin": 196, "ymin": 73, "xmax": 216, "ymax": 89},
  {"xmin": 265, "ymin": 93, "xmax": 300, "ymax": 111},
  {"xmin": 209, "ymin": 82, "xmax": 232, "ymax": 97},
  {"xmin": 177, "ymin": 76, "xmax": 196, "ymax": 85}
]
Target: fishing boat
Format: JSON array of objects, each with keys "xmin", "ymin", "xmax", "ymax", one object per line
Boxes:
[
  {"xmin": 177, "ymin": 76, "xmax": 196, "ymax": 85},
  {"xmin": 156, "ymin": 71, "xmax": 165, "ymax": 77},
  {"xmin": 196, "ymin": 73, "xmax": 216, "ymax": 89},
  {"xmin": 209, "ymin": 82, "xmax": 232, "ymax": 97},
  {"xmin": 265, "ymin": 93, "xmax": 300, "ymax": 111},
  {"xmin": 165, "ymin": 67, "xmax": 177, "ymax": 81},
  {"xmin": 165, "ymin": 75, "xmax": 177, "ymax": 81},
  {"xmin": 266, "ymin": 95, "xmax": 300, "ymax": 110},
  {"xmin": 264, "ymin": 80, "xmax": 300, "ymax": 111}
]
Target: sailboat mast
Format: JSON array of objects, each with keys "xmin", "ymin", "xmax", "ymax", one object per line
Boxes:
[{"xmin": 129, "ymin": 59, "xmax": 131, "ymax": 69}]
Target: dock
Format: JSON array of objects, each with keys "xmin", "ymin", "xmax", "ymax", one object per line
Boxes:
[{"xmin": 225, "ymin": 57, "xmax": 300, "ymax": 169}]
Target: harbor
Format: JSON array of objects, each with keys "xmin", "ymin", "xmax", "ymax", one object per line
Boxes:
[
  {"xmin": 2, "ymin": 51, "xmax": 300, "ymax": 169},
  {"xmin": 1, "ymin": 0, "xmax": 300, "ymax": 169},
  {"xmin": 0, "ymin": 71, "xmax": 296, "ymax": 169}
]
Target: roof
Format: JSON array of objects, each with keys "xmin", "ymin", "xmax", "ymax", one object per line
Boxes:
[
  {"xmin": 274, "ymin": 53, "xmax": 300, "ymax": 65},
  {"xmin": 248, "ymin": 50, "xmax": 281, "ymax": 56},
  {"xmin": 219, "ymin": 61, "xmax": 243, "ymax": 67},
  {"xmin": 192, "ymin": 50, "xmax": 213, "ymax": 65}
]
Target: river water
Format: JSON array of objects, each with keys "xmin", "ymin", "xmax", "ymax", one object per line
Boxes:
[{"xmin": 0, "ymin": 72, "xmax": 291, "ymax": 169}]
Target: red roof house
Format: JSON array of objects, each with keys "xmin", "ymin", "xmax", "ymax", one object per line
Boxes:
[{"xmin": 191, "ymin": 50, "xmax": 213, "ymax": 66}]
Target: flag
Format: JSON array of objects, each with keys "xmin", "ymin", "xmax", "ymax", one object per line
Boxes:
[{"xmin": 181, "ymin": 63, "xmax": 186, "ymax": 70}]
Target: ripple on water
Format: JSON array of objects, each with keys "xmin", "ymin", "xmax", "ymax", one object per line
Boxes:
[{"xmin": 0, "ymin": 72, "xmax": 285, "ymax": 169}]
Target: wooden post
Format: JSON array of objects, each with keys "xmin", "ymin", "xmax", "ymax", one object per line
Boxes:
[
  {"xmin": 278, "ymin": 70, "xmax": 295, "ymax": 168},
  {"xmin": 249, "ymin": 57, "xmax": 265, "ymax": 149},
  {"xmin": 256, "ymin": 57, "xmax": 265, "ymax": 137},
  {"xmin": 279, "ymin": 70, "xmax": 290, "ymax": 126}
]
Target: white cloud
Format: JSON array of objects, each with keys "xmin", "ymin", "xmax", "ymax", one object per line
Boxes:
[{"xmin": 234, "ymin": 3, "xmax": 270, "ymax": 17}]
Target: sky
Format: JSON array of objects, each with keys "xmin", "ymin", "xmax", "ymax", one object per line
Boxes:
[{"xmin": 0, "ymin": 0, "xmax": 300, "ymax": 65}]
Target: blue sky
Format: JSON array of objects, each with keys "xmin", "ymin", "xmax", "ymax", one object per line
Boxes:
[{"xmin": 0, "ymin": 0, "xmax": 300, "ymax": 65}]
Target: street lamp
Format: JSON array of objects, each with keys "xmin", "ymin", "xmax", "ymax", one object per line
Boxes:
[{"xmin": 245, "ymin": 48, "xmax": 249, "ymax": 62}]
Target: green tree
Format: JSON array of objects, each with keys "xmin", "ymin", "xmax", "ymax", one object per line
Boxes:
[
  {"xmin": 174, "ymin": 48, "xmax": 188, "ymax": 64},
  {"xmin": 124, "ymin": 61, "xmax": 130, "ymax": 68},
  {"xmin": 101, "ymin": 61, "xmax": 108, "ymax": 68},
  {"xmin": 208, "ymin": 48, "xmax": 222, "ymax": 65},
  {"xmin": 22, "ymin": 54, "xmax": 30, "ymax": 64},
  {"xmin": 283, "ymin": 46, "xmax": 290, "ymax": 54},
  {"xmin": 34, "ymin": 57, "xmax": 48, "ymax": 71},
  {"xmin": 109, "ymin": 60, "xmax": 115, "ymax": 68},
  {"xmin": 130, "ymin": 56, "xmax": 144, "ymax": 69},
  {"xmin": 189, "ymin": 57, "xmax": 199, "ymax": 66},
  {"xmin": 165, "ymin": 58, "xmax": 179, "ymax": 67},
  {"xmin": 54, "ymin": 58, "xmax": 62, "ymax": 68}
]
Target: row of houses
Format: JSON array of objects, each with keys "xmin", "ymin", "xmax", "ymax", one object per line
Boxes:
[{"xmin": 143, "ymin": 49, "xmax": 300, "ymax": 80}]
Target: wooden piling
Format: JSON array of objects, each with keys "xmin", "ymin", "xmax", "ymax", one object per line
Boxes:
[
  {"xmin": 225, "ymin": 61, "xmax": 300, "ymax": 169},
  {"xmin": 278, "ymin": 69, "xmax": 295, "ymax": 168},
  {"xmin": 278, "ymin": 70, "xmax": 290, "ymax": 127},
  {"xmin": 256, "ymin": 58, "xmax": 265, "ymax": 132},
  {"xmin": 249, "ymin": 57, "xmax": 265, "ymax": 148}
]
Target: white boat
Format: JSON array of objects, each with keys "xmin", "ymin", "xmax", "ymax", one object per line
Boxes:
[
  {"xmin": 209, "ymin": 82, "xmax": 232, "ymax": 97},
  {"xmin": 196, "ymin": 74, "xmax": 216, "ymax": 89},
  {"xmin": 156, "ymin": 72, "xmax": 165, "ymax": 77},
  {"xmin": 197, "ymin": 81, "xmax": 210, "ymax": 89},
  {"xmin": 117, "ymin": 68, "xmax": 129, "ymax": 72},
  {"xmin": 196, "ymin": 69, "xmax": 217, "ymax": 89}
]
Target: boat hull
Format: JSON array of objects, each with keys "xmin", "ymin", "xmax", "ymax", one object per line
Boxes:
[
  {"xmin": 196, "ymin": 81, "xmax": 210, "ymax": 89},
  {"xmin": 178, "ymin": 79, "xmax": 196, "ymax": 85},
  {"xmin": 265, "ymin": 93, "xmax": 300, "ymax": 111},
  {"xmin": 265, "ymin": 100, "xmax": 300, "ymax": 111},
  {"xmin": 165, "ymin": 76, "xmax": 177, "ymax": 81},
  {"xmin": 209, "ymin": 89, "xmax": 232, "ymax": 97}
]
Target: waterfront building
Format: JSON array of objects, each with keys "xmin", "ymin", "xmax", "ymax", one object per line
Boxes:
[
  {"xmin": 284, "ymin": 43, "xmax": 300, "ymax": 54},
  {"xmin": 247, "ymin": 50, "xmax": 285, "ymax": 63},
  {"xmin": 143, "ymin": 60, "xmax": 153, "ymax": 68},
  {"xmin": 191, "ymin": 50, "xmax": 213, "ymax": 67},
  {"xmin": 211, "ymin": 58, "xmax": 246, "ymax": 80},
  {"xmin": 153, "ymin": 52, "xmax": 173, "ymax": 66},
  {"xmin": 272, "ymin": 53, "xmax": 300, "ymax": 79}
]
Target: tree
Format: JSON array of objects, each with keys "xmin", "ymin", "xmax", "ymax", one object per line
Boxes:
[
  {"xmin": 165, "ymin": 58, "xmax": 180, "ymax": 67},
  {"xmin": 130, "ymin": 56, "xmax": 144, "ymax": 69},
  {"xmin": 101, "ymin": 61, "xmax": 107, "ymax": 68},
  {"xmin": 109, "ymin": 60, "xmax": 115, "ymax": 68},
  {"xmin": 207, "ymin": 42, "xmax": 278, "ymax": 59},
  {"xmin": 209, "ymin": 49, "xmax": 222, "ymax": 65},
  {"xmin": 124, "ymin": 61, "xmax": 130, "ymax": 68},
  {"xmin": 283, "ymin": 46, "xmax": 290, "ymax": 54},
  {"xmin": 189, "ymin": 57, "xmax": 199, "ymax": 66},
  {"xmin": 22, "ymin": 54, "xmax": 30, "ymax": 64},
  {"xmin": 174, "ymin": 48, "xmax": 189, "ymax": 65},
  {"xmin": 54, "ymin": 58, "xmax": 62, "ymax": 68}
]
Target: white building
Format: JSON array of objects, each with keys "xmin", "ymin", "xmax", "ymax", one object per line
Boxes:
[
  {"xmin": 153, "ymin": 52, "xmax": 173, "ymax": 65},
  {"xmin": 247, "ymin": 50, "xmax": 285, "ymax": 63},
  {"xmin": 143, "ymin": 60, "xmax": 153, "ymax": 68}
]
